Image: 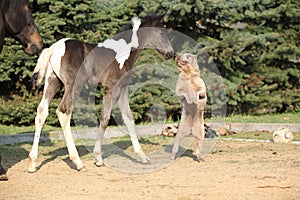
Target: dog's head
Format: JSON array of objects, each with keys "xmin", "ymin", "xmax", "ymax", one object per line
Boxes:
[{"xmin": 175, "ymin": 53, "xmax": 199, "ymax": 73}]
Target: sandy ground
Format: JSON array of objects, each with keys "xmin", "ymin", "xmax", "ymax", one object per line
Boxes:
[{"xmin": 0, "ymin": 140, "xmax": 299, "ymax": 200}]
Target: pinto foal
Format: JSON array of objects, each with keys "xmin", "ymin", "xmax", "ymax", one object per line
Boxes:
[
  {"xmin": 28, "ymin": 14, "xmax": 174, "ymax": 172},
  {"xmin": 172, "ymin": 53, "xmax": 207, "ymax": 162}
]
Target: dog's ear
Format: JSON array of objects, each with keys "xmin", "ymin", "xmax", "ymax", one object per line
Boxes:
[
  {"xmin": 185, "ymin": 53, "xmax": 196, "ymax": 61},
  {"xmin": 188, "ymin": 54, "xmax": 198, "ymax": 68},
  {"xmin": 192, "ymin": 54, "xmax": 197, "ymax": 61},
  {"xmin": 187, "ymin": 54, "xmax": 197, "ymax": 62}
]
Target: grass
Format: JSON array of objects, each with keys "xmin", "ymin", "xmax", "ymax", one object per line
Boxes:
[
  {"xmin": 0, "ymin": 125, "xmax": 61, "ymax": 135},
  {"xmin": 0, "ymin": 113, "xmax": 299, "ymax": 135},
  {"xmin": 223, "ymin": 112, "xmax": 299, "ymax": 123}
]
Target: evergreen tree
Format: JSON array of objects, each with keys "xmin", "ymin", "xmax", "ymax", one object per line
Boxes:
[
  {"xmin": 1, "ymin": 0, "xmax": 299, "ymax": 126},
  {"xmin": 140, "ymin": 0, "xmax": 300, "ymax": 114}
]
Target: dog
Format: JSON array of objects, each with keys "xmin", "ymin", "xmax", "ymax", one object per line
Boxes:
[{"xmin": 171, "ymin": 53, "xmax": 207, "ymax": 162}]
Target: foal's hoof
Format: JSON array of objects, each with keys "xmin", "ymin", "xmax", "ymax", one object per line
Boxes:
[
  {"xmin": 0, "ymin": 174, "xmax": 8, "ymax": 181},
  {"xmin": 170, "ymin": 152, "xmax": 177, "ymax": 161},
  {"xmin": 94, "ymin": 161, "xmax": 105, "ymax": 167},
  {"xmin": 141, "ymin": 156, "xmax": 151, "ymax": 164},
  {"xmin": 142, "ymin": 160, "xmax": 151, "ymax": 164},
  {"xmin": 28, "ymin": 168, "xmax": 37, "ymax": 173},
  {"xmin": 197, "ymin": 156, "xmax": 206, "ymax": 162},
  {"xmin": 170, "ymin": 156, "xmax": 176, "ymax": 162},
  {"xmin": 28, "ymin": 164, "xmax": 37, "ymax": 173},
  {"xmin": 76, "ymin": 165, "xmax": 86, "ymax": 171}
]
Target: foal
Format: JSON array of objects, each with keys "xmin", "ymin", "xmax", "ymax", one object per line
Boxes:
[
  {"xmin": 28, "ymin": 14, "xmax": 174, "ymax": 172},
  {"xmin": 171, "ymin": 53, "xmax": 207, "ymax": 162}
]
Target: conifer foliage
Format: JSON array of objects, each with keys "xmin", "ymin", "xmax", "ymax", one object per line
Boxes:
[
  {"xmin": 0, "ymin": 0, "xmax": 299, "ymax": 126},
  {"xmin": 140, "ymin": 0, "xmax": 300, "ymax": 114}
]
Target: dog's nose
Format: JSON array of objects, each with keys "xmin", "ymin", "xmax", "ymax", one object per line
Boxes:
[{"xmin": 175, "ymin": 54, "xmax": 182, "ymax": 63}]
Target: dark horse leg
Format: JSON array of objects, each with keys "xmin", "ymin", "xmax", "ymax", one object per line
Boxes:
[
  {"xmin": 0, "ymin": 156, "xmax": 8, "ymax": 181},
  {"xmin": 94, "ymin": 88, "xmax": 115, "ymax": 166},
  {"xmin": 0, "ymin": 27, "xmax": 8, "ymax": 181}
]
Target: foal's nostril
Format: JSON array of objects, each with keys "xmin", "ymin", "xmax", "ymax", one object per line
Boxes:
[
  {"xmin": 30, "ymin": 42, "xmax": 43, "ymax": 55},
  {"xmin": 31, "ymin": 44, "xmax": 38, "ymax": 54},
  {"xmin": 165, "ymin": 51, "xmax": 174, "ymax": 60},
  {"xmin": 170, "ymin": 52, "xmax": 175, "ymax": 59}
]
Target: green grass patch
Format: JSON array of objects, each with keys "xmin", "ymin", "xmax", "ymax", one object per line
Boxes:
[
  {"xmin": 0, "ymin": 113, "xmax": 299, "ymax": 135},
  {"xmin": 224, "ymin": 112, "xmax": 299, "ymax": 123},
  {"xmin": 0, "ymin": 125, "xmax": 61, "ymax": 135}
]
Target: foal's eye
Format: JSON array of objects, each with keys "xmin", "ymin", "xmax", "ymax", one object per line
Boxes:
[
  {"xmin": 28, "ymin": 3, "xmax": 33, "ymax": 10},
  {"xmin": 26, "ymin": 11, "xmax": 32, "ymax": 25}
]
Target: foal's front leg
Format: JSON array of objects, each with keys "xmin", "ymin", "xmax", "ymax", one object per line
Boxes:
[{"xmin": 118, "ymin": 87, "xmax": 150, "ymax": 163}]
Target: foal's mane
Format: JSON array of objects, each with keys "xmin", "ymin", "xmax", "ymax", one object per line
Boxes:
[
  {"xmin": 113, "ymin": 13, "xmax": 164, "ymax": 42},
  {"xmin": 0, "ymin": 0, "xmax": 22, "ymax": 12},
  {"xmin": 117, "ymin": 13, "xmax": 164, "ymax": 33}
]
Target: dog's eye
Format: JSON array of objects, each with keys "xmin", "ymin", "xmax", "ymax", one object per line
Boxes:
[
  {"xmin": 199, "ymin": 93, "xmax": 205, "ymax": 99},
  {"xmin": 187, "ymin": 55, "xmax": 192, "ymax": 59},
  {"xmin": 181, "ymin": 61, "xmax": 187, "ymax": 65}
]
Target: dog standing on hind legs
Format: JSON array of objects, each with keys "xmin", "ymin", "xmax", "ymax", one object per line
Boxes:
[{"xmin": 171, "ymin": 53, "xmax": 207, "ymax": 162}]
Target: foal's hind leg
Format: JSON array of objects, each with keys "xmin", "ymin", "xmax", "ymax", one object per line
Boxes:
[
  {"xmin": 93, "ymin": 91, "xmax": 114, "ymax": 167},
  {"xmin": 118, "ymin": 87, "xmax": 150, "ymax": 163},
  {"xmin": 56, "ymin": 86, "xmax": 85, "ymax": 171},
  {"xmin": 28, "ymin": 71, "xmax": 61, "ymax": 172}
]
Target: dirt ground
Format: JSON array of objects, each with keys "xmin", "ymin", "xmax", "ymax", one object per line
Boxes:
[{"xmin": 1, "ymin": 140, "xmax": 299, "ymax": 200}]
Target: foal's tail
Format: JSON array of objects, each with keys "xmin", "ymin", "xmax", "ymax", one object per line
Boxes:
[
  {"xmin": 31, "ymin": 38, "xmax": 69, "ymax": 85},
  {"xmin": 31, "ymin": 47, "xmax": 53, "ymax": 86}
]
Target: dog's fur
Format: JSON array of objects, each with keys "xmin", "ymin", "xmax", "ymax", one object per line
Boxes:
[{"xmin": 172, "ymin": 53, "xmax": 207, "ymax": 162}]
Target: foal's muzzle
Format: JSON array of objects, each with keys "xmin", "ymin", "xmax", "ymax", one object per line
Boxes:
[
  {"xmin": 164, "ymin": 51, "xmax": 174, "ymax": 60},
  {"xmin": 25, "ymin": 41, "xmax": 43, "ymax": 55}
]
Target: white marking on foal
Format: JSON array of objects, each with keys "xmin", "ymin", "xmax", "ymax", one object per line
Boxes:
[
  {"xmin": 50, "ymin": 38, "xmax": 70, "ymax": 76},
  {"xmin": 97, "ymin": 17, "xmax": 141, "ymax": 69},
  {"xmin": 56, "ymin": 110, "xmax": 85, "ymax": 170},
  {"xmin": 121, "ymin": 114, "xmax": 150, "ymax": 163},
  {"xmin": 122, "ymin": 113, "xmax": 141, "ymax": 153},
  {"xmin": 28, "ymin": 67, "xmax": 53, "ymax": 172}
]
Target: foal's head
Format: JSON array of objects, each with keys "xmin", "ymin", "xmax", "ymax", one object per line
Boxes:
[
  {"xmin": 115, "ymin": 13, "xmax": 174, "ymax": 60},
  {"xmin": 1, "ymin": 0, "xmax": 43, "ymax": 55},
  {"xmin": 139, "ymin": 13, "xmax": 174, "ymax": 60}
]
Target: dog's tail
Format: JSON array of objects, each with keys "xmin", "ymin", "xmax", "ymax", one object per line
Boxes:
[{"xmin": 31, "ymin": 48, "xmax": 52, "ymax": 86}]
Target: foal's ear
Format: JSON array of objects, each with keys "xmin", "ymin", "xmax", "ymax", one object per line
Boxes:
[{"xmin": 152, "ymin": 13, "xmax": 165, "ymax": 22}]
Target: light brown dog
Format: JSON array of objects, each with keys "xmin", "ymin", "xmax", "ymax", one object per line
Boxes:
[{"xmin": 172, "ymin": 53, "xmax": 207, "ymax": 162}]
